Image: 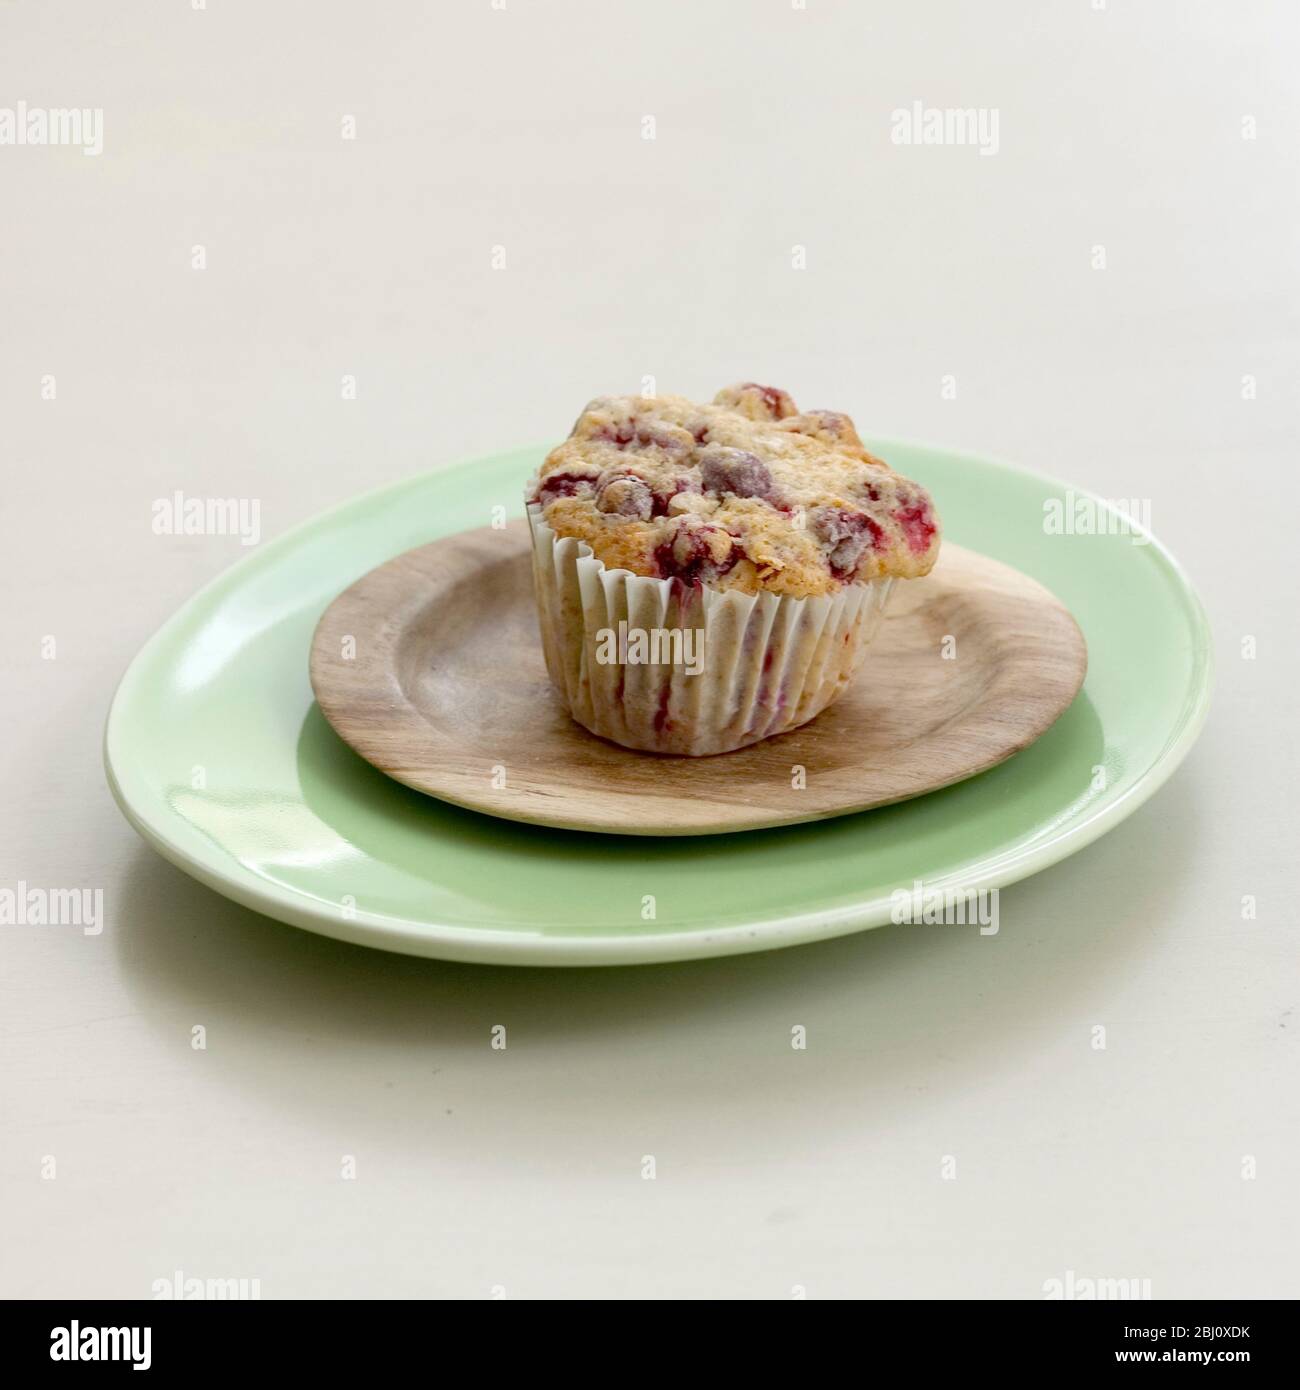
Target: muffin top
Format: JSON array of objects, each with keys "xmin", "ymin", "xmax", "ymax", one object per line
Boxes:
[{"xmin": 527, "ymin": 384, "xmax": 940, "ymax": 599}]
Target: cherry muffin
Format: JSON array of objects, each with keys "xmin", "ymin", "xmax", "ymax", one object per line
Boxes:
[{"xmin": 526, "ymin": 383, "xmax": 941, "ymax": 755}]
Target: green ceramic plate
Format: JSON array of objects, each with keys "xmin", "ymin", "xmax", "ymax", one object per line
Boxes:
[{"xmin": 105, "ymin": 441, "xmax": 1212, "ymax": 966}]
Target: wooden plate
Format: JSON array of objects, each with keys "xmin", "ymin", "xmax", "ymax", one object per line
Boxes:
[{"xmin": 308, "ymin": 521, "xmax": 1086, "ymax": 836}]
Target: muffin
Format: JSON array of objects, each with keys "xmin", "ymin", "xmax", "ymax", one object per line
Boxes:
[{"xmin": 526, "ymin": 383, "xmax": 941, "ymax": 755}]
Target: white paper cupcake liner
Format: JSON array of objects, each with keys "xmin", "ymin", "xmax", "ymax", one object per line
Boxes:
[{"xmin": 527, "ymin": 504, "xmax": 895, "ymax": 755}]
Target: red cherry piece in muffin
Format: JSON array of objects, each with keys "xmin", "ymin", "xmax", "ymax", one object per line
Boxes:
[
  {"xmin": 653, "ymin": 516, "xmax": 739, "ymax": 584},
  {"xmin": 528, "ymin": 385, "xmax": 940, "ymax": 598},
  {"xmin": 698, "ymin": 447, "xmax": 774, "ymax": 500},
  {"xmin": 535, "ymin": 468, "xmax": 599, "ymax": 507},
  {"xmin": 712, "ymin": 382, "xmax": 797, "ymax": 421},
  {"xmin": 894, "ymin": 500, "xmax": 939, "ymax": 555},
  {"xmin": 596, "ymin": 475, "xmax": 655, "ymax": 520},
  {"xmin": 809, "ymin": 505, "xmax": 887, "ymax": 581}
]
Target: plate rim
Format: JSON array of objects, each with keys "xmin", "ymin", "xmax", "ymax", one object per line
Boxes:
[{"xmin": 104, "ymin": 437, "xmax": 1214, "ymax": 966}]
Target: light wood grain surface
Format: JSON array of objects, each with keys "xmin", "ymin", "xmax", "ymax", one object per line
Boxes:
[{"xmin": 309, "ymin": 522, "xmax": 1088, "ymax": 834}]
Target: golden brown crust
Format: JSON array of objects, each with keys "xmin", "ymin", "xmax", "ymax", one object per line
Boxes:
[{"xmin": 527, "ymin": 384, "xmax": 941, "ymax": 598}]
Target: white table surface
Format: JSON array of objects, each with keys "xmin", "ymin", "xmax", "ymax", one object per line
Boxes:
[{"xmin": 2, "ymin": 0, "xmax": 1296, "ymax": 1299}]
